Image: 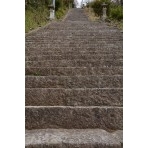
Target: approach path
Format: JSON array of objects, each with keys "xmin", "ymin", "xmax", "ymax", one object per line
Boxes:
[{"xmin": 25, "ymin": 8, "xmax": 123, "ymax": 148}]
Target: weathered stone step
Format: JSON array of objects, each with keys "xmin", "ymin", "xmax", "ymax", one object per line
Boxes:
[
  {"xmin": 25, "ymin": 128, "xmax": 123, "ymax": 148},
  {"xmin": 25, "ymin": 54, "xmax": 122, "ymax": 61},
  {"xmin": 26, "ymin": 28, "xmax": 122, "ymax": 32},
  {"xmin": 25, "ymin": 51, "xmax": 123, "ymax": 56},
  {"xmin": 25, "ymin": 67, "xmax": 123, "ymax": 76},
  {"xmin": 26, "ymin": 44, "xmax": 122, "ymax": 49},
  {"xmin": 26, "ymin": 32, "xmax": 122, "ymax": 39},
  {"xmin": 25, "ymin": 106, "xmax": 123, "ymax": 130},
  {"xmin": 26, "ymin": 40, "xmax": 122, "ymax": 45},
  {"xmin": 25, "ymin": 88, "xmax": 123, "ymax": 106},
  {"xmin": 26, "ymin": 36, "xmax": 122, "ymax": 41},
  {"xmin": 26, "ymin": 59, "xmax": 122, "ymax": 67},
  {"xmin": 26, "ymin": 43, "xmax": 122, "ymax": 48},
  {"xmin": 26, "ymin": 39, "xmax": 122, "ymax": 43},
  {"xmin": 26, "ymin": 45, "xmax": 123, "ymax": 54},
  {"xmin": 25, "ymin": 46, "xmax": 122, "ymax": 50},
  {"xmin": 43, "ymin": 25, "xmax": 119, "ymax": 29},
  {"xmin": 25, "ymin": 76, "xmax": 122, "ymax": 88},
  {"xmin": 25, "ymin": 50, "xmax": 122, "ymax": 56},
  {"xmin": 25, "ymin": 49, "xmax": 123, "ymax": 54}
]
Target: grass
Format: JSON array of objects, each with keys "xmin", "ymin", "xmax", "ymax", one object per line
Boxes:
[
  {"xmin": 25, "ymin": 6, "xmax": 49, "ymax": 33},
  {"xmin": 55, "ymin": 7, "xmax": 69, "ymax": 20},
  {"xmin": 25, "ymin": 5, "xmax": 70, "ymax": 33},
  {"xmin": 85, "ymin": 7, "xmax": 123, "ymax": 31},
  {"xmin": 106, "ymin": 18, "xmax": 123, "ymax": 30}
]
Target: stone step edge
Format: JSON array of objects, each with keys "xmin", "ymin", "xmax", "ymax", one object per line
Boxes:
[
  {"xmin": 25, "ymin": 75, "xmax": 123, "ymax": 77},
  {"xmin": 26, "ymin": 106, "xmax": 123, "ymax": 109},
  {"xmin": 26, "ymin": 88, "xmax": 123, "ymax": 90},
  {"xmin": 26, "ymin": 128, "xmax": 123, "ymax": 148},
  {"xmin": 25, "ymin": 66, "xmax": 123, "ymax": 68}
]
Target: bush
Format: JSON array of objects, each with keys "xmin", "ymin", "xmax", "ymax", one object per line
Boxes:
[
  {"xmin": 25, "ymin": 0, "xmax": 74, "ymax": 32},
  {"xmin": 91, "ymin": 0, "xmax": 111, "ymax": 17},
  {"xmin": 90, "ymin": 0, "xmax": 123, "ymax": 21},
  {"xmin": 25, "ymin": 5, "xmax": 49, "ymax": 32},
  {"xmin": 25, "ymin": 0, "xmax": 52, "ymax": 10},
  {"xmin": 55, "ymin": 0, "xmax": 74, "ymax": 11},
  {"xmin": 56, "ymin": 7, "xmax": 67, "ymax": 19},
  {"xmin": 110, "ymin": 6, "xmax": 123, "ymax": 21}
]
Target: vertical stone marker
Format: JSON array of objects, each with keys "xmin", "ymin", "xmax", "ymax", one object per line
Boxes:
[
  {"xmin": 102, "ymin": 2, "xmax": 107, "ymax": 21},
  {"xmin": 49, "ymin": 4, "xmax": 55, "ymax": 20}
]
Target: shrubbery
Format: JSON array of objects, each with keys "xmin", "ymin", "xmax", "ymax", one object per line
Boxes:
[
  {"xmin": 90, "ymin": 0, "xmax": 123, "ymax": 21},
  {"xmin": 25, "ymin": 1, "xmax": 50, "ymax": 32},
  {"xmin": 56, "ymin": 7, "xmax": 67, "ymax": 19},
  {"xmin": 25, "ymin": 0, "xmax": 74, "ymax": 32},
  {"xmin": 25, "ymin": 0, "xmax": 52, "ymax": 10},
  {"xmin": 55, "ymin": 0, "xmax": 74, "ymax": 19},
  {"xmin": 110, "ymin": 5, "xmax": 123, "ymax": 21},
  {"xmin": 91, "ymin": 0, "xmax": 111, "ymax": 17}
]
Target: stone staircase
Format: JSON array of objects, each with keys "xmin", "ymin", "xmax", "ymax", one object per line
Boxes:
[{"xmin": 25, "ymin": 8, "xmax": 123, "ymax": 147}]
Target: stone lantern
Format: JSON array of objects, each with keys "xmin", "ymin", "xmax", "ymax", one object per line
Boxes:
[
  {"xmin": 48, "ymin": 4, "xmax": 55, "ymax": 20},
  {"xmin": 102, "ymin": 2, "xmax": 108, "ymax": 21}
]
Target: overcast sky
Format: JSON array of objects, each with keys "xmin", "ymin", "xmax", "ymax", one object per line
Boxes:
[{"xmin": 77, "ymin": 0, "xmax": 93, "ymax": 5}]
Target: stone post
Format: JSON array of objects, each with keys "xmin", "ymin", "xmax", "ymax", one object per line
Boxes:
[
  {"xmin": 102, "ymin": 2, "xmax": 107, "ymax": 21},
  {"xmin": 49, "ymin": 5, "xmax": 55, "ymax": 20}
]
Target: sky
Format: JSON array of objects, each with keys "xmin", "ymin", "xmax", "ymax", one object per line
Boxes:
[{"xmin": 77, "ymin": 0, "xmax": 93, "ymax": 6}]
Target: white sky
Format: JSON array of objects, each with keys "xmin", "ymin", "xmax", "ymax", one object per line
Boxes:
[
  {"xmin": 77, "ymin": 0, "xmax": 93, "ymax": 5},
  {"xmin": 77, "ymin": 0, "xmax": 82, "ymax": 4}
]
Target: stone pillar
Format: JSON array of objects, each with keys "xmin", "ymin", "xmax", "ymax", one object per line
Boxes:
[
  {"xmin": 102, "ymin": 2, "xmax": 107, "ymax": 21},
  {"xmin": 102, "ymin": 7, "xmax": 107, "ymax": 21},
  {"xmin": 49, "ymin": 5, "xmax": 55, "ymax": 20}
]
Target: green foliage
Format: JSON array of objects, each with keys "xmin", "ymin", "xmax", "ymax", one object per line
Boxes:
[
  {"xmin": 110, "ymin": 5, "xmax": 123, "ymax": 21},
  {"xmin": 55, "ymin": 0, "xmax": 73, "ymax": 19},
  {"xmin": 90, "ymin": 0, "xmax": 123, "ymax": 21},
  {"xmin": 25, "ymin": 0, "xmax": 74, "ymax": 32},
  {"xmin": 55, "ymin": 7, "xmax": 67, "ymax": 19},
  {"xmin": 55, "ymin": 0, "xmax": 62, "ymax": 11},
  {"xmin": 25, "ymin": 0, "xmax": 52, "ymax": 9},
  {"xmin": 55, "ymin": 0, "xmax": 74, "ymax": 11},
  {"xmin": 25, "ymin": 5, "xmax": 49, "ymax": 32},
  {"xmin": 91, "ymin": 0, "xmax": 111, "ymax": 17}
]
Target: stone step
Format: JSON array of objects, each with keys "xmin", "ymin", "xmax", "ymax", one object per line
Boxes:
[
  {"xmin": 25, "ymin": 76, "xmax": 122, "ymax": 88},
  {"xmin": 25, "ymin": 49, "xmax": 123, "ymax": 54},
  {"xmin": 25, "ymin": 128, "xmax": 123, "ymax": 148},
  {"xmin": 25, "ymin": 51, "xmax": 122, "ymax": 56},
  {"xmin": 25, "ymin": 43, "xmax": 122, "ymax": 48},
  {"xmin": 26, "ymin": 32, "xmax": 122, "ymax": 36},
  {"xmin": 26, "ymin": 36, "xmax": 122, "ymax": 40},
  {"xmin": 25, "ymin": 46, "xmax": 122, "ymax": 49},
  {"xmin": 26, "ymin": 45, "xmax": 122, "ymax": 49},
  {"xmin": 25, "ymin": 88, "xmax": 123, "ymax": 106},
  {"xmin": 26, "ymin": 28, "xmax": 122, "ymax": 31},
  {"xmin": 25, "ymin": 67, "xmax": 123, "ymax": 76},
  {"xmin": 26, "ymin": 33, "xmax": 122, "ymax": 39},
  {"xmin": 26, "ymin": 39, "xmax": 121, "ymax": 43},
  {"xmin": 42, "ymin": 25, "xmax": 119, "ymax": 30},
  {"xmin": 25, "ymin": 46, "xmax": 122, "ymax": 51},
  {"xmin": 26, "ymin": 59, "xmax": 122, "ymax": 67},
  {"xmin": 26, "ymin": 33, "xmax": 122, "ymax": 38},
  {"xmin": 25, "ymin": 54, "xmax": 122, "ymax": 61},
  {"xmin": 25, "ymin": 51, "xmax": 123, "ymax": 55},
  {"xmin": 26, "ymin": 39, "xmax": 122, "ymax": 43},
  {"xmin": 26, "ymin": 35, "xmax": 122, "ymax": 39},
  {"xmin": 25, "ymin": 106, "xmax": 123, "ymax": 130}
]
